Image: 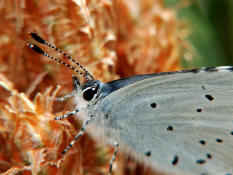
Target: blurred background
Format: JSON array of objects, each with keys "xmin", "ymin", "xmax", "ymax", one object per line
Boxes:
[
  {"xmin": 166, "ymin": 0, "xmax": 233, "ymax": 67},
  {"xmin": 0, "ymin": 0, "xmax": 232, "ymax": 175}
]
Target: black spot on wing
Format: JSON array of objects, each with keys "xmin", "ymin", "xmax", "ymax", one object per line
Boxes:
[
  {"xmin": 201, "ymin": 86, "xmax": 206, "ymax": 90},
  {"xmin": 145, "ymin": 150, "xmax": 151, "ymax": 157},
  {"xmin": 201, "ymin": 173, "xmax": 208, "ymax": 175},
  {"xmin": 206, "ymin": 153, "xmax": 212, "ymax": 159},
  {"xmin": 150, "ymin": 103, "xmax": 157, "ymax": 108},
  {"xmin": 167, "ymin": 125, "xmax": 173, "ymax": 131},
  {"xmin": 197, "ymin": 108, "xmax": 202, "ymax": 112},
  {"xmin": 231, "ymin": 131, "xmax": 233, "ymax": 135},
  {"xmin": 104, "ymin": 114, "xmax": 109, "ymax": 119},
  {"xmin": 199, "ymin": 140, "xmax": 206, "ymax": 145},
  {"xmin": 205, "ymin": 94, "xmax": 214, "ymax": 101},
  {"xmin": 216, "ymin": 138, "xmax": 223, "ymax": 143},
  {"xmin": 172, "ymin": 155, "xmax": 179, "ymax": 165},
  {"xmin": 196, "ymin": 159, "xmax": 206, "ymax": 165}
]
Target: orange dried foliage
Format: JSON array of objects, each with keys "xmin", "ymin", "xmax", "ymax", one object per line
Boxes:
[{"xmin": 0, "ymin": 0, "xmax": 183, "ymax": 174}]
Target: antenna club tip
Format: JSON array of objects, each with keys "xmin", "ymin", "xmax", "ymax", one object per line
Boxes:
[
  {"xmin": 28, "ymin": 32, "xmax": 37, "ymax": 38},
  {"xmin": 27, "ymin": 43, "xmax": 45, "ymax": 55},
  {"xmin": 26, "ymin": 43, "xmax": 33, "ymax": 48},
  {"xmin": 27, "ymin": 31, "xmax": 35, "ymax": 37},
  {"xmin": 29, "ymin": 32, "xmax": 46, "ymax": 44},
  {"xmin": 28, "ymin": 31, "xmax": 34, "ymax": 35}
]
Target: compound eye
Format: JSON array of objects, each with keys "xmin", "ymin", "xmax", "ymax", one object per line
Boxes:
[{"xmin": 82, "ymin": 87, "xmax": 98, "ymax": 101}]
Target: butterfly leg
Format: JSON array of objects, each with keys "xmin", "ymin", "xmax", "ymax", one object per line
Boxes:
[
  {"xmin": 109, "ymin": 140, "xmax": 119, "ymax": 175},
  {"xmin": 54, "ymin": 107, "xmax": 84, "ymax": 120},
  {"xmin": 62, "ymin": 115, "xmax": 94, "ymax": 154}
]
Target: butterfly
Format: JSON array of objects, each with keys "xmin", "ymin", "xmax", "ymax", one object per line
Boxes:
[{"xmin": 28, "ymin": 32, "xmax": 233, "ymax": 175}]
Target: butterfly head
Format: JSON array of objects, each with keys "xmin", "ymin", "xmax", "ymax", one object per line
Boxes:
[{"xmin": 72, "ymin": 75, "xmax": 101, "ymax": 102}]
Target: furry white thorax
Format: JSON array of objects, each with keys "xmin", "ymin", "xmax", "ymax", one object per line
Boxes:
[{"xmin": 72, "ymin": 81, "xmax": 112, "ymax": 143}]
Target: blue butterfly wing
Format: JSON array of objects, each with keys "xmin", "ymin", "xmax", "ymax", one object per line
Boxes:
[{"xmin": 97, "ymin": 67, "xmax": 233, "ymax": 175}]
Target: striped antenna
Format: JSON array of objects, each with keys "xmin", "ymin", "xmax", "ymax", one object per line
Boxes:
[
  {"xmin": 27, "ymin": 43, "xmax": 90, "ymax": 81},
  {"xmin": 29, "ymin": 32, "xmax": 94, "ymax": 80}
]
